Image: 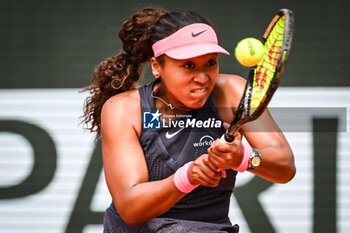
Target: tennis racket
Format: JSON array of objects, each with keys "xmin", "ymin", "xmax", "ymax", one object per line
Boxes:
[{"xmin": 223, "ymin": 8, "xmax": 294, "ymax": 142}]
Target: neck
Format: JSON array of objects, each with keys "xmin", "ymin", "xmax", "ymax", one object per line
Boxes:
[{"xmin": 152, "ymin": 82, "xmax": 191, "ymax": 115}]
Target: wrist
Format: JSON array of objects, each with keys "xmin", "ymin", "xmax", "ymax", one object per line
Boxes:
[
  {"xmin": 233, "ymin": 142, "xmax": 262, "ymax": 172},
  {"xmin": 174, "ymin": 162, "xmax": 199, "ymax": 193},
  {"xmin": 233, "ymin": 141, "xmax": 252, "ymax": 172},
  {"xmin": 247, "ymin": 147, "xmax": 262, "ymax": 170}
]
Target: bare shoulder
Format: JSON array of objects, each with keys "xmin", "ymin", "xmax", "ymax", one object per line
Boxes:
[
  {"xmin": 215, "ymin": 74, "xmax": 246, "ymax": 92},
  {"xmin": 102, "ymin": 89, "xmax": 139, "ymax": 109},
  {"xmin": 101, "ymin": 89, "xmax": 141, "ymax": 137},
  {"xmin": 213, "ymin": 74, "xmax": 247, "ymax": 108},
  {"xmin": 102, "ymin": 89, "xmax": 140, "ymax": 117}
]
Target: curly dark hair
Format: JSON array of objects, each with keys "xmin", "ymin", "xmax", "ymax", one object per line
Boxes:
[{"xmin": 81, "ymin": 7, "xmax": 213, "ymax": 139}]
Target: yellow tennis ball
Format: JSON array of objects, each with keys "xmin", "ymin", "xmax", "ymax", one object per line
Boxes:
[{"xmin": 235, "ymin": 37, "xmax": 264, "ymax": 67}]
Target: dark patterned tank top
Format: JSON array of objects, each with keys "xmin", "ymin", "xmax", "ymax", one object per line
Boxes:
[{"xmin": 138, "ymin": 79, "xmax": 237, "ymax": 224}]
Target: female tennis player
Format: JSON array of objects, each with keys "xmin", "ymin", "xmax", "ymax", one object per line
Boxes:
[{"xmin": 82, "ymin": 7, "xmax": 295, "ymax": 233}]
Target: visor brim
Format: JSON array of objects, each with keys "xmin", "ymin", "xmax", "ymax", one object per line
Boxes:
[{"xmin": 164, "ymin": 43, "xmax": 230, "ymax": 60}]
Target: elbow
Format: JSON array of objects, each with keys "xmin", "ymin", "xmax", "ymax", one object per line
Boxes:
[
  {"xmin": 121, "ymin": 210, "xmax": 162, "ymax": 226},
  {"xmin": 111, "ymin": 192, "xmax": 149, "ymax": 226},
  {"xmin": 118, "ymin": 211, "xmax": 142, "ymax": 226},
  {"xmin": 122, "ymin": 215, "xmax": 142, "ymax": 227},
  {"xmin": 279, "ymin": 164, "xmax": 296, "ymax": 184},
  {"xmin": 278, "ymin": 154, "xmax": 296, "ymax": 184},
  {"xmin": 118, "ymin": 208, "xmax": 144, "ymax": 226},
  {"xmin": 119, "ymin": 206, "xmax": 166, "ymax": 226},
  {"xmin": 117, "ymin": 201, "xmax": 157, "ymax": 226}
]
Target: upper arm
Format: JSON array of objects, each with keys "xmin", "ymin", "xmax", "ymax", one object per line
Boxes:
[
  {"xmin": 242, "ymin": 109, "xmax": 291, "ymax": 150},
  {"xmin": 101, "ymin": 91, "xmax": 148, "ymax": 209}
]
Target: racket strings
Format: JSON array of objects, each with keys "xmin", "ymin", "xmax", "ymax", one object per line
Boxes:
[{"xmin": 250, "ymin": 15, "xmax": 286, "ymax": 111}]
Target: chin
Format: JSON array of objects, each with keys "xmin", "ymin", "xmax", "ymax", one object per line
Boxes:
[{"xmin": 187, "ymin": 99, "xmax": 207, "ymax": 109}]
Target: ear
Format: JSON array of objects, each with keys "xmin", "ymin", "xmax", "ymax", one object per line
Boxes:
[{"xmin": 150, "ymin": 57, "xmax": 161, "ymax": 78}]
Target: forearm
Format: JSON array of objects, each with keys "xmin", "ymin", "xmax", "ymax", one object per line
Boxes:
[
  {"xmin": 115, "ymin": 175, "xmax": 186, "ymax": 226},
  {"xmin": 250, "ymin": 145, "xmax": 296, "ymax": 183}
]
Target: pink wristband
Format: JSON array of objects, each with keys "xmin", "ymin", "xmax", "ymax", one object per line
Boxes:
[
  {"xmin": 174, "ymin": 162, "xmax": 199, "ymax": 193},
  {"xmin": 233, "ymin": 141, "xmax": 253, "ymax": 173}
]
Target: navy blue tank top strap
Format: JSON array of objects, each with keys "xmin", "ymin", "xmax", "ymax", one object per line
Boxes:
[{"xmin": 138, "ymin": 79, "xmax": 237, "ymax": 224}]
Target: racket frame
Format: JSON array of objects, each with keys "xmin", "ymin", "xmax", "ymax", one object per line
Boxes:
[{"xmin": 224, "ymin": 9, "xmax": 294, "ymax": 142}]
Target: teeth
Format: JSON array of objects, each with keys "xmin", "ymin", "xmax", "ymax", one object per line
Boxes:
[{"xmin": 192, "ymin": 88, "xmax": 206, "ymax": 93}]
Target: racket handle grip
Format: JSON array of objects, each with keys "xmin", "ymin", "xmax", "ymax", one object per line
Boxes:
[{"xmin": 220, "ymin": 133, "xmax": 235, "ymax": 143}]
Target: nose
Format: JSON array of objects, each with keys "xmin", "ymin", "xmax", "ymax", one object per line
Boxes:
[{"xmin": 193, "ymin": 71, "xmax": 209, "ymax": 84}]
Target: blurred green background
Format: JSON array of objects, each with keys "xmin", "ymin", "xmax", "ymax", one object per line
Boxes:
[{"xmin": 1, "ymin": 0, "xmax": 349, "ymax": 89}]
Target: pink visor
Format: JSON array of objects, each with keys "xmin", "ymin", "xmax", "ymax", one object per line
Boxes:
[{"xmin": 152, "ymin": 23, "xmax": 230, "ymax": 60}]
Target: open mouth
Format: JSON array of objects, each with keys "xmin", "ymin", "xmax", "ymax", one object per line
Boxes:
[{"xmin": 191, "ymin": 87, "xmax": 207, "ymax": 93}]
